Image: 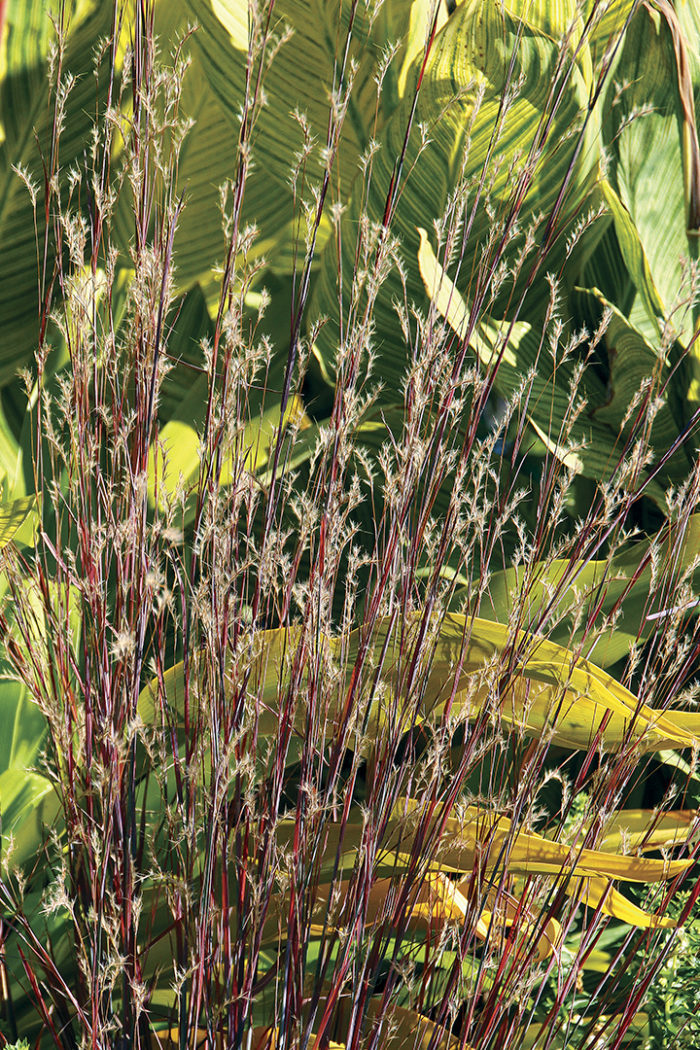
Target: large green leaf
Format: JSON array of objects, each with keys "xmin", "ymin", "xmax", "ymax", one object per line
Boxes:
[
  {"xmin": 151, "ymin": 283, "xmax": 214, "ymax": 425},
  {"xmin": 309, "ymin": 0, "xmax": 599, "ymax": 399},
  {"xmin": 417, "ymin": 228, "xmax": 673, "ymax": 501},
  {"xmin": 479, "ymin": 512, "xmax": 700, "ymax": 666},
  {"xmin": 0, "ymin": 1, "xmax": 114, "ymax": 383},
  {"xmin": 185, "ymin": 0, "xmax": 433, "ymax": 201},
  {"xmin": 0, "ymin": 395, "xmax": 26, "ymax": 499},
  {"xmin": 0, "ymin": 677, "xmax": 55, "ymax": 872},
  {"xmin": 153, "ymin": 278, "xmax": 294, "ymax": 429},
  {"xmin": 600, "ymin": 2, "xmax": 700, "ymax": 373},
  {"xmin": 576, "ymin": 221, "xmax": 636, "ymax": 323},
  {"xmin": 0, "ymin": 494, "xmax": 35, "ymax": 547},
  {"xmin": 169, "ymin": 0, "xmax": 437, "ymax": 295},
  {"xmin": 110, "ymin": 5, "xmax": 245, "ymax": 309},
  {"xmin": 112, "ymin": 2, "xmax": 340, "ymax": 306},
  {"xmin": 0, "ymin": 678, "xmax": 46, "ymax": 775},
  {"xmin": 597, "ymin": 179, "xmax": 668, "ymax": 344},
  {"xmin": 0, "ymin": 767, "xmax": 59, "ymax": 871},
  {"xmin": 584, "ymin": 0, "xmax": 636, "ymax": 64},
  {"xmin": 158, "ymin": 46, "xmax": 239, "ymax": 309},
  {"xmin": 575, "ymin": 287, "xmax": 690, "ymax": 479}
]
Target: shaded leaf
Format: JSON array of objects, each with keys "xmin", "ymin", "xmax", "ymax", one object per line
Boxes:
[
  {"xmin": 0, "ymin": 495, "xmax": 35, "ymax": 548},
  {"xmin": 417, "ymin": 226, "xmax": 670, "ymax": 499},
  {"xmin": 0, "ymin": 1, "xmax": 114, "ymax": 381},
  {"xmin": 311, "ymin": 0, "xmax": 598, "ymax": 400},
  {"xmin": 479, "ymin": 512, "xmax": 700, "ymax": 666}
]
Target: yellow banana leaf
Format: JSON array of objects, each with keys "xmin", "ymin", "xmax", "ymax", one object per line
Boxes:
[
  {"xmin": 563, "ymin": 875, "xmax": 677, "ymax": 929},
  {"xmin": 585, "ymin": 808, "xmax": 700, "ymax": 854},
  {"xmin": 264, "ymin": 870, "xmax": 561, "ymax": 961},
  {"xmin": 348, "ymin": 1003, "xmax": 460, "ymax": 1050},
  {"xmin": 389, "ymin": 798, "xmax": 692, "ymax": 882},
  {"xmin": 152, "ymin": 1008, "xmax": 462, "ymax": 1050},
  {"xmin": 303, "ymin": 872, "xmax": 470, "ymax": 936},
  {"xmin": 471, "ymin": 887, "xmax": 562, "ymax": 962},
  {"xmin": 150, "ymin": 1029, "xmax": 345, "ymax": 1050},
  {"xmin": 257, "ymin": 800, "xmax": 685, "ymax": 956},
  {"xmin": 303, "ymin": 870, "xmax": 561, "ymax": 959},
  {"xmin": 273, "ymin": 797, "xmax": 691, "ymax": 884},
  {"xmin": 484, "ymin": 684, "xmax": 700, "ymax": 752},
  {"xmin": 320, "ymin": 1000, "xmax": 460, "ymax": 1050},
  {"xmin": 139, "ymin": 612, "xmax": 700, "ymax": 754}
]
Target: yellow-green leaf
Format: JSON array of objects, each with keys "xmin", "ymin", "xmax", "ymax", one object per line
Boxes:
[
  {"xmin": 586, "ymin": 808, "xmax": 699, "ymax": 854},
  {"xmin": 0, "ymin": 495, "xmax": 36, "ymax": 549},
  {"xmin": 147, "ymin": 395, "xmax": 310, "ymax": 508},
  {"xmin": 565, "ymin": 875, "xmax": 678, "ymax": 929},
  {"xmin": 140, "ymin": 613, "xmax": 700, "ymax": 756}
]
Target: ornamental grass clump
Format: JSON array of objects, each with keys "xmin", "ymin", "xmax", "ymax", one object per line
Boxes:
[{"xmin": 0, "ymin": 1, "xmax": 699, "ymax": 1048}]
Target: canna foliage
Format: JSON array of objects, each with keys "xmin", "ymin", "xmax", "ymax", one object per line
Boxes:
[{"xmin": 0, "ymin": 1, "xmax": 699, "ymax": 1049}]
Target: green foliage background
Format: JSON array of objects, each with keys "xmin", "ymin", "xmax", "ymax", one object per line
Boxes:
[{"xmin": 0, "ymin": 0, "xmax": 699, "ymax": 1047}]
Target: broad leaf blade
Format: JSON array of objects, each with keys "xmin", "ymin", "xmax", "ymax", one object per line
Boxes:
[{"xmin": 0, "ymin": 1, "xmax": 114, "ymax": 382}]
